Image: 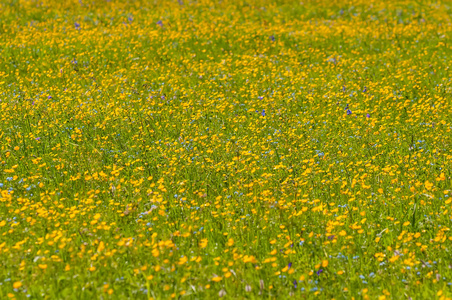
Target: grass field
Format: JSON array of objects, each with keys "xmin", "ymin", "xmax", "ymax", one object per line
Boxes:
[{"xmin": 1, "ymin": 0, "xmax": 452, "ymax": 298}]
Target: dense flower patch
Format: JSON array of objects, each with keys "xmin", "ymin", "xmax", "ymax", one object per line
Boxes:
[{"xmin": 1, "ymin": 0, "xmax": 452, "ymax": 298}]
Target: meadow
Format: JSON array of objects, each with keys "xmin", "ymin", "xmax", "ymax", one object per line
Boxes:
[{"xmin": 1, "ymin": 0, "xmax": 452, "ymax": 298}]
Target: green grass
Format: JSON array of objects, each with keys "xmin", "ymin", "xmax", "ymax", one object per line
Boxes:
[{"xmin": 0, "ymin": 0, "xmax": 452, "ymax": 299}]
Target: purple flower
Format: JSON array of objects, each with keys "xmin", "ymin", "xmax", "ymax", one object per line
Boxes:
[
  {"xmin": 342, "ymin": 86, "xmax": 346, "ymax": 92},
  {"xmin": 128, "ymin": 16, "xmax": 133, "ymax": 22},
  {"xmin": 157, "ymin": 20, "xmax": 163, "ymax": 27},
  {"xmin": 366, "ymin": 113, "xmax": 371, "ymax": 118},
  {"xmin": 258, "ymin": 96, "xmax": 263, "ymax": 100},
  {"xmin": 327, "ymin": 235, "xmax": 335, "ymax": 240},
  {"xmin": 35, "ymin": 137, "xmax": 41, "ymax": 141},
  {"xmin": 293, "ymin": 280, "xmax": 297, "ymax": 288},
  {"xmin": 316, "ymin": 269, "xmax": 323, "ymax": 275},
  {"xmin": 346, "ymin": 109, "xmax": 352, "ymax": 115},
  {"xmin": 288, "ymin": 262, "xmax": 292, "ymax": 269},
  {"xmin": 48, "ymin": 96, "xmax": 52, "ymax": 99},
  {"xmin": 261, "ymin": 109, "xmax": 266, "ymax": 117},
  {"xmin": 363, "ymin": 87, "xmax": 367, "ymax": 92},
  {"xmin": 75, "ymin": 22, "xmax": 80, "ymax": 30},
  {"xmin": 270, "ymin": 35, "xmax": 275, "ymax": 42}
]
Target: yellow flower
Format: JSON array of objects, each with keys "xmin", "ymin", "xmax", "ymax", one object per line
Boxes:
[
  {"xmin": 437, "ymin": 173, "xmax": 446, "ymax": 181},
  {"xmin": 13, "ymin": 281, "xmax": 22, "ymax": 289},
  {"xmin": 389, "ymin": 256, "xmax": 399, "ymax": 263},
  {"xmin": 425, "ymin": 180, "xmax": 434, "ymax": 190},
  {"xmin": 199, "ymin": 238, "xmax": 208, "ymax": 248}
]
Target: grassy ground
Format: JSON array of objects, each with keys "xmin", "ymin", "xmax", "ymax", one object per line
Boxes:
[{"xmin": 1, "ymin": 0, "xmax": 452, "ymax": 298}]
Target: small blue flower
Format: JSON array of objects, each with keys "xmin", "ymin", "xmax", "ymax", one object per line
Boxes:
[{"xmin": 346, "ymin": 109, "xmax": 352, "ymax": 115}]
